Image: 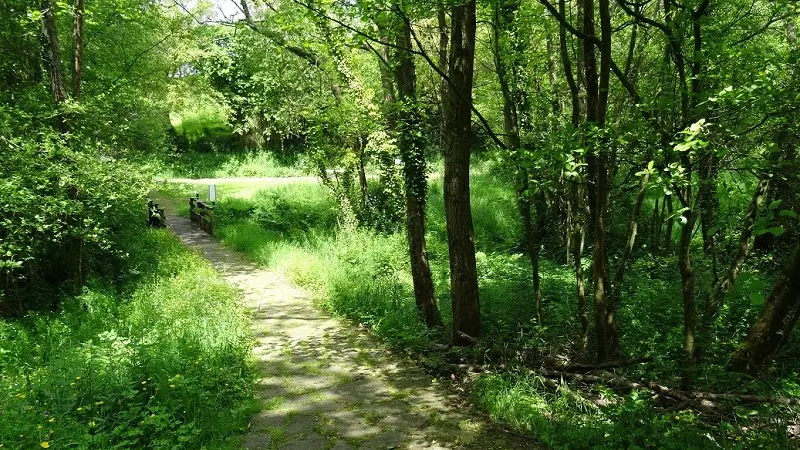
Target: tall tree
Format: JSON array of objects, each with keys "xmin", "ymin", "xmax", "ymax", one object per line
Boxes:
[
  {"xmin": 391, "ymin": 4, "xmax": 442, "ymax": 327},
  {"xmin": 443, "ymin": 0, "xmax": 481, "ymax": 345}
]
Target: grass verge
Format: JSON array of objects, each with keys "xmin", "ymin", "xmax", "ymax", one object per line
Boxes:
[{"xmin": 0, "ymin": 230, "xmax": 256, "ymax": 449}]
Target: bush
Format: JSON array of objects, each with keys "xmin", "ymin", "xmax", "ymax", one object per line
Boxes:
[
  {"xmin": 0, "ymin": 230, "xmax": 255, "ymax": 449},
  {"xmin": 0, "ymin": 134, "xmax": 150, "ymax": 313}
]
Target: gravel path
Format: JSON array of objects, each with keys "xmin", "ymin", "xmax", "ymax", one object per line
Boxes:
[{"xmin": 153, "ymin": 193, "xmax": 535, "ymax": 450}]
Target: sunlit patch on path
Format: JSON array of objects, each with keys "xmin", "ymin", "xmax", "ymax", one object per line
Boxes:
[{"xmin": 153, "ymin": 192, "xmax": 534, "ymax": 450}]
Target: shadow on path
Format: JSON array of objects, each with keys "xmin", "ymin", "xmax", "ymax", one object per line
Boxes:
[{"xmin": 153, "ymin": 193, "xmax": 536, "ymax": 450}]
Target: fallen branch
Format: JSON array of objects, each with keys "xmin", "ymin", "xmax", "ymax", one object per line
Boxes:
[
  {"xmin": 532, "ymin": 369, "xmax": 800, "ymax": 407},
  {"xmin": 561, "ymin": 357, "xmax": 653, "ymax": 372}
]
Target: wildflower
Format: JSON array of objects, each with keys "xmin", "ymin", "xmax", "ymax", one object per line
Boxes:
[
  {"xmin": 40, "ymin": 442, "xmax": 50, "ymax": 448},
  {"xmin": 15, "ymin": 393, "xmax": 25, "ymax": 399},
  {"xmin": 88, "ymin": 421, "xmax": 95, "ymax": 428},
  {"xmin": 169, "ymin": 384, "xmax": 175, "ymax": 389},
  {"xmin": 48, "ymin": 418, "xmax": 55, "ymax": 423},
  {"xmin": 94, "ymin": 401, "xmax": 103, "ymax": 406},
  {"xmin": 37, "ymin": 425, "xmax": 43, "ymax": 430}
]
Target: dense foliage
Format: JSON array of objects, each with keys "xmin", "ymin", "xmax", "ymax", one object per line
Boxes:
[{"xmin": 3, "ymin": 0, "xmax": 800, "ymax": 447}]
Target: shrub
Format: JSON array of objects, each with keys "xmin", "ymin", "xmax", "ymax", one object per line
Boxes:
[{"xmin": 0, "ymin": 134, "xmax": 150, "ymax": 313}]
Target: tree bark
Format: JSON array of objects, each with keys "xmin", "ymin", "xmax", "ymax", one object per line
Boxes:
[
  {"xmin": 444, "ymin": 1, "xmax": 480, "ymax": 345},
  {"xmin": 40, "ymin": 0, "xmax": 68, "ymax": 131},
  {"xmin": 72, "ymin": 0, "xmax": 84, "ymax": 100},
  {"xmin": 393, "ymin": 9, "xmax": 442, "ymax": 328},
  {"xmin": 584, "ymin": 0, "xmax": 616, "ymax": 361},
  {"xmin": 730, "ymin": 245, "xmax": 800, "ymax": 376}
]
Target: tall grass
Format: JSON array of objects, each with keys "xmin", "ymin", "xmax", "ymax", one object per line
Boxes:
[{"xmin": 0, "ymin": 230, "xmax": 255, "ymax": 449}]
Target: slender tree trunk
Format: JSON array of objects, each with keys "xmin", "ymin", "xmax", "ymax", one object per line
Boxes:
[
  {"xmin": 437, "ymin": 2, "xmax": 449, "ymax": 146},
  {"xmin": 572, "ymin": 198, "xmax": 589, "ymax": 351},
  {"xmin": 444, "ymin": 1, "xmax": 480, "ymax": 345},
  {"xmin": 584, "ymin": 0, "xmax": 616, "ymax": 361},
  {"xmin": 545, "ymin": 25, "xmax": 561, "ymax": 119},
  {"xmin": 651, "ymin": 196, "xmax": 661, "ymax": 251},
  {"xmin": 703, "ymin": 179, "xmax": 770, "ymax": 329},
  {"xmin": 40, "ymin": 0, "xmax": 68, "ymax": 131},
  {"xmin": 610, "ymin": 159, "xmax": 652, "ymax": 309},
  {"xmin": 72, "ymin": 0, "xmax": 84, "ymax": 100},
  {"xmin": 559, "ymin": 0, "xmax": 587, "ymax": 351},
  {"xmin": 532, "ymin": 190, "xmax": 547, "ymax": 323},
  {"xmin": 355, "ymin": 138, "xmax": 370, "ymax": 209},
  {"xmin": 664, "ymin": 194, "xmax": 674, "ymax": 252},
  {"xmin": 699, "ymin": 156, "xmax": 719, "ymax": 280},
  {"xmin": 678, "ymin": 156, "xmax": 697, "ymax": 390},
  {"xmin": 391, "ymin": 8, "xmax": 442, "ymax": 327},
  {"xmin": 730, "ymin": 245, "xmax": 800, "ymax": 376}
]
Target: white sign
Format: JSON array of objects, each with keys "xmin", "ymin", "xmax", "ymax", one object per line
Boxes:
[{"xmin": 209, "ymin": 184, "xmax": 216, "ymax": 202}]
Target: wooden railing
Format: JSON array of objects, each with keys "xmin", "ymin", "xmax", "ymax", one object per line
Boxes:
[{"xmin": 189, "ymin": 195, "xmax": 215, "ymax": 235}]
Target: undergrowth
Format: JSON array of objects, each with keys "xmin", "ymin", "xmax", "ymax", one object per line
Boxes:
[{"xmin": 0, "ymin": 230, "xmax": 256, "ymax": 449}]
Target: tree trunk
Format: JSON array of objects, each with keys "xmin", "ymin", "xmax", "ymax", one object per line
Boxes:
[
  {"xmin": 444, "ymin": 1, "xmax": 480, "ymax": 346},
  {"xmin": 664, "ymin": 194, "xmax": 674, "ymax": 252},
  {"xmin": 678, "ymin": 157, "xmax": 697, "ymax": 389},
  {"xmin": 650, "ymin": 196, "xmax": 661, "ymax": 251},
  {"xmin": 392, "ymin": 9, "xmax": 442, "ymax": 328},
  {"xmin": 584, "ymin": 0, "xmax": 616, "ymax": 361},
  {"xmin": 702, "ymin": 178, "xmax": 770, "ymax": 333},
  {"xmin": 437, "ymin": 2, "xmax": 449, "ymax": 146},
  {"xmin": 610, "ymin": 159, "xmax": 652, "ymax": 310},
  {"xmin": 699, "ymin": 154, "xmax": 719, "ymax": 280},
  {"xmin": 355, "ymin": 137, "xmax": 370, "ymax": 209},
  {"xmin": 573, "ymin": 198, "xmax": 589, "ymax": 353},
  {"xmin": 72, "ymin": 0, "xmax": 84, "ymax": 100},
  {"xmin": 558, "ymin": 0, "xmax": 587, "ymax": 351},
  {"xmin": 730, "ymin": 245, "xmax": 800, "ymax": 376},
  {"xmin": 40, "ymin": 0, "xmax": 68, "ymax": 131}
]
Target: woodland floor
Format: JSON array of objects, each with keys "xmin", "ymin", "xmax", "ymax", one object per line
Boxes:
[{"xmin": 152, "ymin": 189, "xmax": 535, "ymax": 450}]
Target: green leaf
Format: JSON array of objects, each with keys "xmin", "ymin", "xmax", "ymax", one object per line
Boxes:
[
  {"xmin": 779, "ymin": 209, "xmax": 798, "ymax": 219},
  {"xmin": 750, "ymin": 292, "xmax": 766, "ymax": 306},
  {"xmin": 767, "ymin": 226, "xmax": 785, "ymax": 236}
]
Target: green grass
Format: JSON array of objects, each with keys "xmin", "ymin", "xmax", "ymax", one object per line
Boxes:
[
  {"xmin": 161, "ymin": 173, "xmax": 799, "ymax": 449},
  {"xmin": 0, "ymin": 230, "xmax": 256, "ymax": 449},
  {"xmin": 153, "ymin": 151, "xmax": 309, "ymax": 180}
]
